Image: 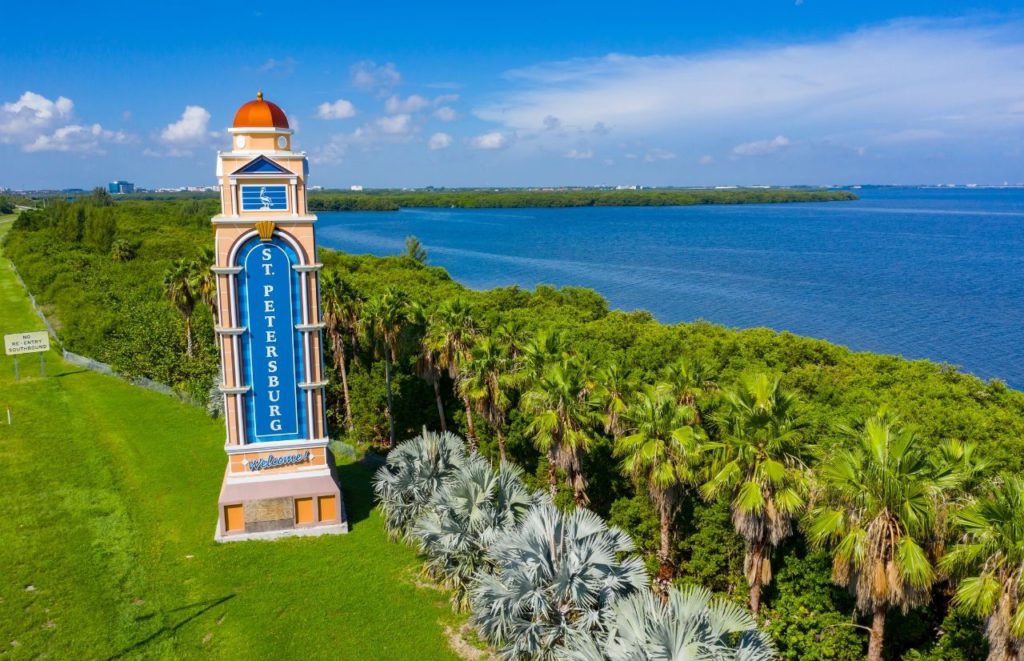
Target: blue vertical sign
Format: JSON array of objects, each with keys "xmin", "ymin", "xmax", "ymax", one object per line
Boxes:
[{"xmin": 239, "ymin": 238, "xmax": 306, "ymax": 442}]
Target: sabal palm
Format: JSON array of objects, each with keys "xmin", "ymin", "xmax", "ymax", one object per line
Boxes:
[
  {"xmin": 703, "ymin": 372, "xmax": 807, "ymax": 614},
  {"xmin": 362, "ymin": 288, "xmax": 409, "ymax": 447},
  {"xmin": 594, "ymin": 362, "xmax": 633, "ymax": 438},
  {"xmin": 320, "ymin": 270, "xmax": 358, "ymax": 432},
  {"xmin": 941, "ymin": 474, "xmax": 1024, "ymax": 661},
  {"xmin": 522, "ymin": 358, "xmax": 600, "ymax": 506},
  {"xmin": 423, "ymin": 298, "xmax": 479, "ymax": 448},
  {"xmin": 415, "ymin": 304, "xmax": 450, "ymax": 433},
  {"xmin": 565, "ymin": 584, "xmax": 776, "ymax": 661},
  {"xmin": 189, "ymin": 246, "xmax": 217, "ymax": 325},
  {"xmin": 372, "ymin": 428, "xmax": 466, "ymax": 539},
  {"xmin": 806, "ymin": 411, "xmax": 959, "ymax": 661},
  {"xmin": 518, "ymin": 328, "xmax": 566, "ymax": 388},
  {"xmin": 662, "ymin": 357, "xmax": 717, "ymax": 424},
  {"xmin": 460, "ymin": 335, "xmax": 514, "ymax": 460},
  {"xmin": 163, "ymin": 258, "xmax": 196, "ymax": 358},
  {"xmin": 494, "ymin": 318, "xmax": 529, "ymax": 360},
  {"xmin": 617, "ymin": 384, "xmax": 708, "ymax": 586},
  {"xmin": 413, "ymin": 455, "xmax": 534, "ymax": 610},
  {"xmin": 470, "ymin": 502, "xmax": 648, "ymax": 659}
]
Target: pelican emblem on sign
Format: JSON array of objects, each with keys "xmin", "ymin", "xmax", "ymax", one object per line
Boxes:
[{"xmin": 259, "ymin": 186, "xmax": 273, "ymax": 210}]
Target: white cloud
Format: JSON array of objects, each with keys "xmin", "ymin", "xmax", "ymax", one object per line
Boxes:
[
  {"xmin": 351, "ymin": 60, "xmax": 401, "ymax": 89},
  {"xmin": 24, "ymin": 123, "xmax": 129, "ymax": 154},
  {"xmin": 160, "ymin": 105, "xmax": 212, "ymax": 144},
  {"xmin": 259, "ymin": 57, "xmax": 296, "ymax": 74},
  {"xmin": 564, "ymin": 148, "xmax": 592, "ymax": 159},
  {"xmin": 471, "ymin": 131, "xmax": 510, "ymax": 150},
  {"xmin": 433, "ymin": 106, "xmax": 459, "ymax": 122},
  {"xmin": 317, "ymin": 99, "xmax": 356, "ymax": 120},
  {"xmin": 375, "ymin": 114, "xmax": 412, "ymax": 135},
  {"xmin": 876, "ymin": 128, "xmax": 946, "ymax": 143},
  {"xmin": 733, "ymin": 135, "xmax": 790, "ymax": 156},
  {"xmin": 428, "ymin": 132, "xmax": 453, "ymax": 150},
  {"xmin": 1, "ymin": 91, "xmax": 73, "ymax": 142},
  {"xmin": 644, "ymin": 148, "xmax": 676, "ymax": 162},
  {"xmin": 475, "ymin": 19, "xmax": 1024, "ymax": 149},
  {"xmin": 385, "ymin": 94, "xmax": 429, "ymax": 114},
  {"xmin": 699, "ymin": 154, "xmax": 714, "ymax": 165}
]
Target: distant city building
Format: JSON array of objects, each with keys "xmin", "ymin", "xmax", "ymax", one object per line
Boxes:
[
  {"xmin": 615, "ymin": 185, "xmax": 638, "ymax": 190},
  {"xmin": 108, "ymin": 180, "xmax": 135, "ymax": 194},
  {"xmin": 350, "ymin": 185, "xmax": 364, "ymax": 191}
]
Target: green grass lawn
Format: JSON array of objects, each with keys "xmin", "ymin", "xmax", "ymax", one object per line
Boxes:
[{"xmin": 0, "ymin": 219, "xmax": 466, "ymax": 659}]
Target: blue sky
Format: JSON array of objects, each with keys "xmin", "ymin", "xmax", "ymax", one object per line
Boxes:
[{"xmin": 2, "ymin": 1, "xmax": 1023, "ymax": 189}]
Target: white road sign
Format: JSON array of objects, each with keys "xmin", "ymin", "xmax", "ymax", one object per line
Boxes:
[{"xmin": 4, "ymin": 331, "xmax": 50, "ymax": 356}]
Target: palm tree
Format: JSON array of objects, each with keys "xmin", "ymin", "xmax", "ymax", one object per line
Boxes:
[
  {"xmin": 493, "ymin": 318, "xmax": 529, "ymax": 360},
  {"xmin": 412, "ymin": 455, "xmax": 534, "ymax": 610},
  {"xmin": 470, "ymin": 502, "xmax": 648, "ymax": 659},
  {"xmin": 422, "ymin": 299, "xmax": 479, "ymax": 449},
  {"xmin": 414, "ymin": 304, "xmax": 449, "ymax": 433},
  {"xmin": 616, "ymin": 384, "xmax": 709, "ymax": 590},
  {"xmin": 565, "ymin": 584, "xmax": 776, "ymax": 661},
  {"xmin": 403, "ymin": 235, "xmax": 428, "ymax": 264},
  {"xmin": 189, "ymin": 246, "xmax": 217, "ymax": 325},
  {"xmin": 702, "ymin": 373, "xmax": 807, "ymax": 615},
  {"xmin": 806, "ymin": 410, "xmax": 959, "ymax": 661},
  {"xmin": 372, "ymin": 428, "xmax": 467, "ymax": 540},
  {"xmin": 662, "ymin": 357, "xmax": 717, "ymax": 424},
  {"xmin": 163, "ymin": 258, "xmax": 196, "ymax": 358},
  {"xmin": 320, "ymin": 270, "xmax": 358, "ymax": 432},
  {"xmin": 362, "ymin": 288, "xmax": 409, "ymax": 447},
  {"xmin": 522, "ymin": 357, "xmax": 600, "ymax": 506},
  {"xmin": 941, "ymin": 474, "xmax": 1024, "ymax": 661},
  {"xmin": 518, "ymin": 327, "xmax": 565, "ymax": 388},
  {"xmin": 594, "ymin": 362, "xmax": 633, "ymax": 438},
  {"xmin": 460, "ymin": 335, "xmax": 514, "ymax": 461}
]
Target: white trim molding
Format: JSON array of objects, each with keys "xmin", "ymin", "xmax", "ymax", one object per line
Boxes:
[{"xmin": 224, "ymin": 437, "xmax": 330, "ymax": 455}]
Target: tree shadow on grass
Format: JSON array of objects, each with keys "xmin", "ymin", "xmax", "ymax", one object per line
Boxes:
[
  {"xmin": 52, "ymin": 368, "xmax": 89, "ymax": 378},
  {"xmin": 337, "ymin": 462, "xmax": 378, "ymax": 531},
  {"xmin": 107, "ymin": 594, "xmax": 235, "ymax": 660}
]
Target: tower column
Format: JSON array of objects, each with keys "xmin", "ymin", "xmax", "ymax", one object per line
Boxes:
[{"xmin": 212, "ymin": 92, "xmax": 347, "ymax": 542}]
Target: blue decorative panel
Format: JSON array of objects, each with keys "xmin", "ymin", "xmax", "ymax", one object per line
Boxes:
[
  {"xmin": 237, "ymin": 238, "xmax": 307, "ymax": 443},
  {"xmin": 241, "ymin": 184, "xmax": 288, "ymax": 211},
  {"xmin": 233, "ymin": 155, "xmax": 291, "ymax": 175}
]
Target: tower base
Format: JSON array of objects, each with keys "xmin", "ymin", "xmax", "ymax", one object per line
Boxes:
[{"xmin": 214, "ymin": 461, "xmax": 348, "ymax": 542}]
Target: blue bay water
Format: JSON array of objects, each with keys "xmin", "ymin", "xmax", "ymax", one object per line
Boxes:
[{"xmin": 317, "ymin": 188, "xmax": 1024, "ymax": 388}]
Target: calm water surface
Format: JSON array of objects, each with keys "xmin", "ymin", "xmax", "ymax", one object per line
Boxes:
[{"xmin": 318, "ymin": 189, "xmax": 1024, "ymax": 388}]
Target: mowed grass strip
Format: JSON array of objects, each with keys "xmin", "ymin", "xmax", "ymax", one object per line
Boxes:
[{"xmin": 0, "ymin": 219, "xmax": 463, "ymax": 660}]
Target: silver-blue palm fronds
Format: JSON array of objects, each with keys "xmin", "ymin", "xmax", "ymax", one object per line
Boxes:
[
  {"xmin": 412, "ymin": 455, "xmax": 536, "ymax": 610},
  {"xmin": 471, "ymin": 502, "xmax": 649, "ymax": 659},
  {"xmin": 373, "ymin": 429, "xmax": 467, "ymax": 540},
  {"xmin": 565, "ymin": 584, "xmax": 776, "ymax": 661}
]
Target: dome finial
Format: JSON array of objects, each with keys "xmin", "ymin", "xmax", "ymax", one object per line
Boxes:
[{"xmin": 257, "ymin": 90, "xmax": 264, "ymax": 101}]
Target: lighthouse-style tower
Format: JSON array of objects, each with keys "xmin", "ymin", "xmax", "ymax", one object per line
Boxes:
[{"xmin": 212, "ymin": 92, "xmax": 346, "ymax": 541}]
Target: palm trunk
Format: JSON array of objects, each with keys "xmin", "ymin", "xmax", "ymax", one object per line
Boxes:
[
  {"xmin": 335, "ymin": 335, "xmax": 354, "ymax": 432},
  {"xmin": 433, "ymin": 379, "xmax": 447, "ymax": 432},
  {"xmin": 658, "ymin": 499, "xmax": 673, "ymax": 591},
  {"xmin": 384, "ymin": 353, "xmax": 396, "ymax": 448},
  {"xmin": 547, "ymin": 449, "xmax": 558, "ymax": 497},
  {"xmin": 867, "ymin": 604, "xmax": 886, "ymax": 661},
  {"xmin": 571, "ymin": 460, "xmax": 589, "ymax": 509},
  {"xmin": 463, "ymin": 396, "xmax": 477, "ymax": 451},
  {"xmin": 185, "ymin": 315, "xmax": 194, "ymax": 358},
  {"xmin": 749, "ymin": 544, "xmax": 764, "ymax": 615},
  {"xmin": 496, "ymin": 427, "xmax": 506, "ymax": 462}
]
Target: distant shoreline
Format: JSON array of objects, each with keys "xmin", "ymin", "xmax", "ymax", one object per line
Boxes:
[{"xmin": 306, "ymin": 188, "xmax": 858, "ymax": 212}]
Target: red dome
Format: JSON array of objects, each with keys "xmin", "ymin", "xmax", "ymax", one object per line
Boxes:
[{"xmin": 232, "ymin": 92, "xmax": 289, "ymax": 129}]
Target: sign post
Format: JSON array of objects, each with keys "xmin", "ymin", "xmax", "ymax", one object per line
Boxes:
[{"xmin": 5, "ymin": 331, "xmax": 50, "ymax": 381}]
